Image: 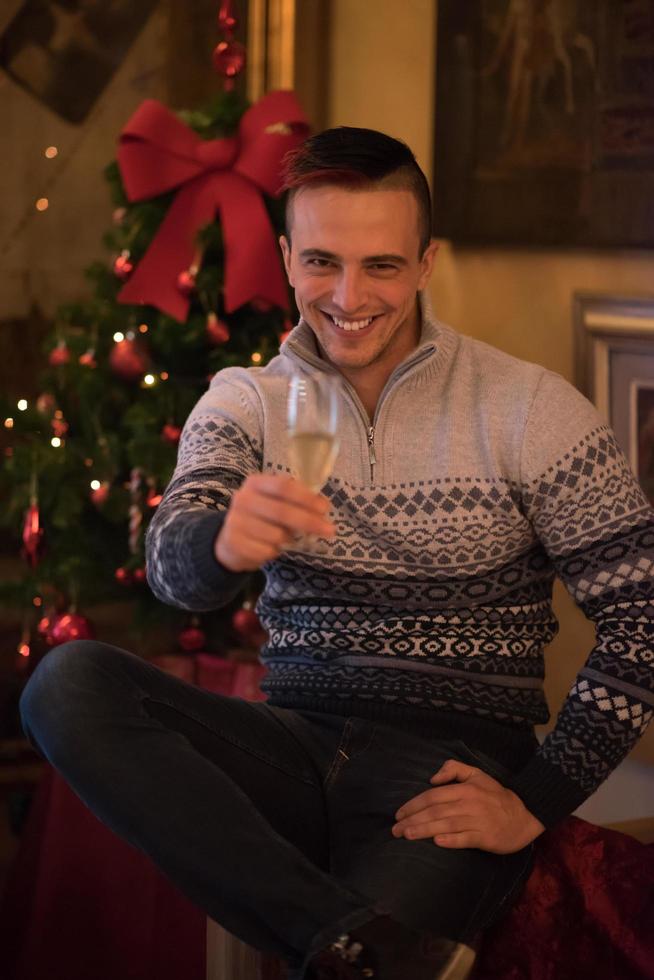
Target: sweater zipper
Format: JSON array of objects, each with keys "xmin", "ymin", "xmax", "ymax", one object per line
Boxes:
[{"xmin": 367, "ymin": 425, "xmax": 377, "ymax": 481}]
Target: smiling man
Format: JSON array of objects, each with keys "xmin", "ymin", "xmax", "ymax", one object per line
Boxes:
[{"xmin": 20, "ymin": 128, "xmax": 654, "ymax": 980}]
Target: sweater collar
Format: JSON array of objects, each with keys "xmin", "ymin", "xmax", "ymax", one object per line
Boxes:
[{"xmin": 281, "ymin": 290, "xmax": 441, "ymax": 374}]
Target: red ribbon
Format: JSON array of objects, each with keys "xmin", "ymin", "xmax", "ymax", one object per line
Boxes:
[{"xmin": 116, "ymin": 91, "xmax": 309, "ymax": 321}]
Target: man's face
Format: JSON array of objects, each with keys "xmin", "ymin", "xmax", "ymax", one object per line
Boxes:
[{"xmin": 279, "ymin": 185, "xmax": 438, "ymax": 380}]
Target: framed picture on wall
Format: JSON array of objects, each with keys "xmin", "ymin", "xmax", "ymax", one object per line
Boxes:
[
  {"xmin": 574, "ymin": 292, "xmax": 654, "ymax": 505},
  {"xmin": 434, "ymin": 1, "xmax": 654, "ymax": 246}
]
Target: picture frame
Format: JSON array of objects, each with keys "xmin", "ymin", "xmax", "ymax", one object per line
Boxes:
[
  {"xmin": 434, "ymin": 0, "xmax": 654, "ymax": 247},
  {"xmin": 574, "ymin": 292, "xmax": 654, "ymax": 505}
]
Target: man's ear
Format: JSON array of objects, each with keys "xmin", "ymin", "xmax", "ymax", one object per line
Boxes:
[
  {"xmin": 417, "ymin": 239, "xmax": 439, "ymax": 290},
  {"xmin": 279, "ymin": 235, "xmax": 293, "ymax": 284}
]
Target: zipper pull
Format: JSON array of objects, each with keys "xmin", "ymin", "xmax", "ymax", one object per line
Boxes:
[{"xmin": 367, "ymin": 426, "xmax": 377, "ymax": 466}]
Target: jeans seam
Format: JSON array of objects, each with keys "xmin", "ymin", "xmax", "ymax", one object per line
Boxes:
[
  {"xmin": 142, "ymin": 695, "xmax": 318, "ymax": 787},
  {"xmin": 323, "ymin": 718, "xmax": 354, "ymax": 791}
]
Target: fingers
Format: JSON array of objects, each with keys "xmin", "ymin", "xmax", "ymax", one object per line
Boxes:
[
  {"xmin": 392, "ymin": 815, "xmax": 476, "ymax": 841},
  {"xmin": 216, "ymin": 474, "xmax": 336, "ymax": 572},
  {"xmin": 429, "ymin": 759, "xmax": 488, "ymax": 786}
]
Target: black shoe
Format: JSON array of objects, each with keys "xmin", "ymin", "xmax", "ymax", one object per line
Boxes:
[{"xmin": 308, "ymin": 913, "xmax": 476, "ymax": 980}]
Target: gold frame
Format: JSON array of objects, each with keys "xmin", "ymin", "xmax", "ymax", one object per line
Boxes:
[{"xmin": 247, "ymin": 0, "xmax": 297, "ymax": 101}]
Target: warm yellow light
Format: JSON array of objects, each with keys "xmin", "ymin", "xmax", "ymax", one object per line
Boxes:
[
  {"xmin": 251, "ymin": 352, "xmax": 262, "ymax": 364},
  {"xmin": 4, "ymin": 417, "xmax": 14, "ymax": 428},
  {"xmin": 17, "ymin": 399, "xmax": 28, "ymax": 411},
  {"xmin": 33, "ymin": 596, "xmax": 43, "ymax": 607},
  {"xmin": 113, "ymin": 331, "xmax": 125, "ymax": 343},
  {"xmin": 51, "ymin": 436, "xmax": 62, "ymax": 448},
  {"xmin": 45, "ymin": 146, "xmax": 58, "ymax": 159},
  {"xmin": 84, "ymin": 457, "xmax": 93, "ymax": 467},
  {"xmin": 18, "ymin": 642, "xmax": 30, "ymax": 658},
  {"xmin": 160, "ymin": 371, "xmax": 169, "ymax": 380},
  {"xmin": 36, "ymin": 198, "xmax": 49, "ymax": 211},
  {"xmin": 143, "ymin": 374, "xmax": 156, "ymax": 386},
  {"xmin": 54, "ymin": 409, "xmax": 64, "ymax": 419},
  {"xmin": 90, "ymin": 479, "xmax": 101, "ymax": 491},
  {"xmin": 139, "ymin": 323, "xmax": 148, "ymax": 333}
]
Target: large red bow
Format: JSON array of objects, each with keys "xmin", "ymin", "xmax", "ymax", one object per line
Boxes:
[{"xmin": 116, "ymin": 91, "xmax": 309, "ymax": 321}]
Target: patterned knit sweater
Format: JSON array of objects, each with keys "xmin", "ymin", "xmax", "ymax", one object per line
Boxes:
[{"xmin": 146, "ymin": 300, "xmax": 654, "ymax": 829}]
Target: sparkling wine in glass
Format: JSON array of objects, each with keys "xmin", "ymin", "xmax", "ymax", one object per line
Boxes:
[{"xmin": 287, "ymin": 372, "xmax": 340, "ymax": 549}]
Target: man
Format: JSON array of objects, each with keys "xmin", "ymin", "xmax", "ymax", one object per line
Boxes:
[{"xmin": 20, "ymin": 128, "xmax": 654, "ymax": 980}]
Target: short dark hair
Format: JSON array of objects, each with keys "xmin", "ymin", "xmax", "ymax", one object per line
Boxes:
[{"xmin": 281, "ymin": 127, "xmax": 433, "ymax": 256}]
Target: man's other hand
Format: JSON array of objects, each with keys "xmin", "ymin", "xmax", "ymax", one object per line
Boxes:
[
  {"xmin": 214, "ymin": 473, "xmax": 336, "ymax": 572},
  {"xmin": 391, "ymin": 758, "xmax": 545, "ymax": 854}
]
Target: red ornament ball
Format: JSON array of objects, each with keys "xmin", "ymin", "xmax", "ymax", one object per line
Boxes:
[
  {"xmin": 206, "ymin": 312, "xmax": 230, "ymax": 345},
  {"xmin": 79, "ymin": 349, "xmax": 97, "ymax": 368},
  {"xmin": 178, "ymin": 625, "xmax": 206, "ymax": 652},
  {"xmin": 177, "ymin": 267, "xmax": 197, "ymax": 297},
  {"xmin": 217, "ymin": 1, "xmax": 238, "ymax": 32},
  {"xmin": 115, "ymin": 566, "xmax": 133, "ymax": 586},
  {"xmin": 49, "ymin": 341, "xmax": 70, "ymax": 366},
  {"xmin": 161, "ymin": 423, "xmax": 183, "ymax": 444},
  {"xmin": 109, "ymin": 338, "xmax": 151, "ymax": 381},
  {"xmin": 132, "ymin": 566, "xmax": 147, "ymax": 584},
  {"xmin": 113, "ymin": 250, "xmax": 133, "ymax": 281},
  {"xmin": 90, "ymin": 482, "xmax": 110, "ymax": 507},
  {"xmin": 212, "ymin": 38, "xmax": 246, "ymax": 79},
  {"xmin": 51, "ymin": 417, "xmax": 69, "ymax": 438},
  {"xmin": 48, "ymin": 612, "xmax": 95, "ymax": 647},
  {"xmin": 37, "ymin": 613, "xmax": 54, "ymax": 638}
]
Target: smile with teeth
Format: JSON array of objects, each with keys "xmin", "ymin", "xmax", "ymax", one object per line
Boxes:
[{"xmin": 326, "ymin": 313, "xmax": 378, "ymax": 332}]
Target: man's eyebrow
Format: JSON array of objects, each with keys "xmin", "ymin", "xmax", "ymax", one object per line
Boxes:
[{"xmin": 299, "ymin": 248, "xmax": 408, "ymax": 265}]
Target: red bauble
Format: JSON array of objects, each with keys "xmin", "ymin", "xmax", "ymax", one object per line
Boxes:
[
  {"xmin": 212, "ymin": 39, "xmax": 246, "ymax": 79},
  {"xmin": 109, "ymin": 338, "xmax": 151, "ymax": 381},
  {"xmin": 48, "ymin": 612, "xmax": 95, "ymax": 646},
  {"xmin": 232, "ymin": 608, "xmax": 267, "ymax": 646},
  {"xmin": 177, "ymin": 267, "xmax": 197, "ymax": 297},
  {"xmin": 37, "ymin": 613, "xmax": 54, "ymax": 638},
  {"xmin": 178, "ymin": 626, "xmax": 206, "ymax": 652},
  {"xmin": 146, "ymin": 488, "xmax": 163, "ymax": 508},
  {"xmin": 36, "ymin": 392, "xmax": 57, "ymax": 415},
  {"xmin": 22, "ymin": 503, "xmax": 44, "ymax": 567},
  {"xmin": 161, "ymin": 423, "xmax": 182, "ymax": 444},
  {"xmin": 113, "ymin": 249, "xmax": 133, "ymax": 280},
  {"xmin": 115, "ymin": 566, "xmax": 133, "ymax": 585},
  {"xmin": 90, "ymin": 482, "xmax": 110, "ymax": 507},
  {"xmin": 51, "ymin": 417, "xmax": 69, "ymax": 438},
  {"xmin": 49, "ymin": 341, "xmax": 70, "ymax": 366},
  {"xmin": 79, "ymin": 349, "xmax": 97, "ymax": 368},
  {"xmin": 206, "ymin": 312, "xmax": 230, "ymax": 345},
  {"xmin": 132, "ymin": 566, "xmax": 147, "ymax": 584}
]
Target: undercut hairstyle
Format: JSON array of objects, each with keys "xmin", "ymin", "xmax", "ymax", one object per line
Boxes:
[{"xmin": 281, "ymin": 126, "xmax": 433, "ymax": 256}]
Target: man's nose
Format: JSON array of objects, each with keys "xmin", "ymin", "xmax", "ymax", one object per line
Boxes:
[{"xmin": 331, "ymin": 269, "xmax": 368, "ymax": 313}]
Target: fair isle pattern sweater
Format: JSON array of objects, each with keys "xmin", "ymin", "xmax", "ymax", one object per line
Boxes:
[{"xmin": 145, "ymin": 301, "xmax": 654, "ymax": 829}]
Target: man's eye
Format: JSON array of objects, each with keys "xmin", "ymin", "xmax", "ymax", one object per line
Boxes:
[
  {"xmin": 369, "ymin": 263, "xmax": 397, "ymax": 272},
  {"xmin": 307, "ymin": 258, "xmax": 331, "ymax": 268}
]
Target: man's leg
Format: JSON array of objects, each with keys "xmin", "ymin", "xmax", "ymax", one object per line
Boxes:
[
  {"xmin": 324, "ymin": 717, "xmax": 534, "ymax": 943},
  {"xmin": 18, "ymin": 642, "xmax": 381, "ymax": 967}
]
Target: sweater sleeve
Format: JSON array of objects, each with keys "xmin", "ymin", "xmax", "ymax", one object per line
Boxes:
[
  {"xmin": 507, "ymin": 370, "xmax": 654, "ymax": 828},
  {"xmin": 145, "ymin": 373, "xmax": 262, "ymax": 611}
]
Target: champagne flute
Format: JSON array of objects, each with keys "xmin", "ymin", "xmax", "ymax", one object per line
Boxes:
[{"xmin": 287, "ymin": 371, "xmax": 340, "ymax": 551}]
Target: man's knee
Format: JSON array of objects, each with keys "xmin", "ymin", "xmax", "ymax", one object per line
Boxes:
[{"xmin": 19, "ymin": 641, "xmax": 112, "ymax": 754}]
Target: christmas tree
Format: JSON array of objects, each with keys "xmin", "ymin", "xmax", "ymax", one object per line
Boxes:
[{"xmin": 0, "ymin": 5, "xmax": 309, "ymax": 682}]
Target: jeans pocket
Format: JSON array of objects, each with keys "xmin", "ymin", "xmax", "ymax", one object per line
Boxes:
[{"xmin": 453, "ymin": 740, "xmax": 513, "ymax": 784}]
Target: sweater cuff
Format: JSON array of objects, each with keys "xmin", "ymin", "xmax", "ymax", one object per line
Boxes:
[
  {"xmin": 507, "ymin": 752, "xmax": 590, "ymax": 829},
  {"xmin": 187, "ymin": 510, "xmax": 251, "ymax": 596}
]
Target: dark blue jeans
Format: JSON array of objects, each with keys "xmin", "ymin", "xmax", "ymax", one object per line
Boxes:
[{"xmin": 19, "ymin": 641, "xmax": 534, "ymax": 978}]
